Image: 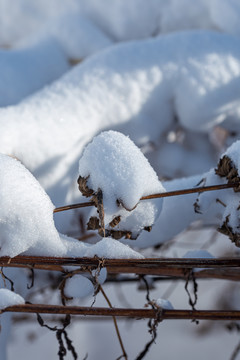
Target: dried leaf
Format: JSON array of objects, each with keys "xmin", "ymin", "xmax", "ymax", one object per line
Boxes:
[
  {"xmin": 87, "ymin": 217, "xmax": 100, "ymax": 231},
  {"xmin": 77, "ymin": 176, "xmax": 94, "ymax": 197},
  {"xmin": 109, "ymin": 216, "xmax": 121, "ymax": 228}
]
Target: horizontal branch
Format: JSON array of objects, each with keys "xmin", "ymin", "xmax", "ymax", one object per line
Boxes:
[
  {"xmin": 107, "ymin": 269, "xmax": 240, "ymax": 282},
  {"xmin": 1, "ymin": 256, "xmax": 240, "ymax": 278},
  {"xmin": 3, "ymin": 304, "xmax": 240, "ymax": 321},
  {"xmin": 1, "ymin": 256, "xmax": 239, "ymax": 268},
  {"xmin": 54, "ymin": 182, "xmax": 238, "ymax": 213}
]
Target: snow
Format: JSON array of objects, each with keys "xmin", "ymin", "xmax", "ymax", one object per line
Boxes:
[
  {"xmin": 2, "ymin": 2, "xmax": 240, "ymax": 359},
  {"xmin": 64, "ymin": 275, "xmax": 95, "ymax": 299},
  {"xmin": 0, "ymin": 154, "xmax": 66, "ymax": 257},
  {"xmin": 0, "ymin": 30, "xmax": 238, "ymax": 194},
  {"xmin": 0, "ymin": 289, "xmax": 25, "ymax": 310},
  {"xmin": 0, "ymin": 37, "xmax": 69, "ymax": 106},
  {"xmin": 0, "ymin": 153, "xmax": 144, "ymax": 259},
  {"xmin": 78, "ymin": 131, "xmax": 164, "ymax": 239},
  {"xmin": 183, "ymin": 250, "xmax": 214, "ymax": 259},
  {"xmin": 16, "ymin": 13, "xmax": 112, "ymax": 61},
  {"xmin": 64, "ymin": 236, "xmax": 144, "ymax": 259},
  {"xmin": 193, "ymin": 141, "xmax": 240, "ymax": 247},
  {"xmin": 210, "ymin": 0, "xmax": 240, "ymax": 36},
  {"xmin": 64, "ymin": 268, "xmax": 107, "ymax": 299},
  {"xmin": 155, "ymin": 298, "xmax": 174, "ymax": 310}
]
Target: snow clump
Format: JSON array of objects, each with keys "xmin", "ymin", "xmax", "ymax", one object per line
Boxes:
[
  {"xmin": 155, "ymin": 298, "xmax": 174, "ymax": 310},
  {"xmin": 0, "ymin": 289, "xmax": 25, "ymax": 310},
  {"xmin": 194, "ymin": 140, "xmax": 240, "ymax": 247},
  {"xmin": 0, "ymin": 154, "xmax": 67, "ymax": 257},
  {"xmin": 78, "ymin": 131, "xmax": 165, "ymax": 240}
]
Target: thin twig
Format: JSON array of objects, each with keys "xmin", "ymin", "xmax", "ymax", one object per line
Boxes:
[
  {"xmin": 54, "ymin": 182, "xmax": 239, "ymax": 213},
  {"xmin": 99, "ymin": 285, "xmax": 128, "ymax": 360}
]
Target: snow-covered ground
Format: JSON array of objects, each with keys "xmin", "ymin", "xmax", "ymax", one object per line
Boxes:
[{"xmin": 1, "ymin": 1, "xmax": 240, "ymax": 359}]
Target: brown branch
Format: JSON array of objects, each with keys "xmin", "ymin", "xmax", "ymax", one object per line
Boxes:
[
  {"xmin": 107, "ymin": 269, "xmax": 240, "ymax": 283},
  {"xmin": 3, "ymin": 304, "xmax": 240, "ymax": 320},
  {"xmin": 54, "ymin": 182, "xmax": 239, "ymax": 213},
  {"xmin": 1, "ymin": 257, "xmax": 240, "ymax": 280},
  {"xmin": 1, "ymin": 256, "xmax": 240, "ymax": 271},
  {"xmin": 99, "ymin": 285, "xmax": 128, "ymax": 360}
]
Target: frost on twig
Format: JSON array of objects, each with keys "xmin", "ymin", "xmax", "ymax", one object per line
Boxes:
[
  {"xmin": 195, "ymin": 140, "xmax": 240, "ymax": 247},
  {"xmin": 78, "ymin": 131, "xmax": 165, "ymax": 240}
]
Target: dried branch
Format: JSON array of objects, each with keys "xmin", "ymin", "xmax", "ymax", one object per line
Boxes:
[
  {"xmin": 3, "ymin": 304, "xmax": 240, "ymax": 321},
  {"xmin": 1, "ymin": 257, "xmax": 240, "ymax": 276},
  {"xmin": 54, "ymin": 182, "xmax": 239, "ymax": 213},
  {"xmin": 99, "ymin": 285, "xmax": 128, "ymax": 360}
]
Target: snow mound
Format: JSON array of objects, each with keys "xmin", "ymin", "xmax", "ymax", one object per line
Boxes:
[
  {"xmin": 0, "ymin": 289, "xmax": 25, "ymax": 310},
  {"xmin": 17, "ymin": 13, "xmax": 112, "ymax": 61},
  {"xmin": 78, "ymin": 131, "xmax": 164, "ymax": 239},
  {"xmin": 0, "ymin": 37, "xmax": 69, "ymax": 107},
  {"xmin": 0, "ymin": 154, "xmax": 66, "ymax": 257}
]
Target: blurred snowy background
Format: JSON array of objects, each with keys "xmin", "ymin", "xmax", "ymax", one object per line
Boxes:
[{"xmin": 1, "ymin": 0, "xmax": 240, "ymax": 359}]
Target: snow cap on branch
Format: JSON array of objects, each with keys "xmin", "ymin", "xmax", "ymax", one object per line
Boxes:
[
  {"xmin": 195, "ymin": 140, "xmax": 240, "ymax": 247},
  {"xmin": 78, "ymin": 131, "xmax": 165, "ymax": 240}
]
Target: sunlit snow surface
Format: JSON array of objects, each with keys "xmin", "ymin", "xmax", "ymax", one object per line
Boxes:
[{"xmin": 1, "ymin": 1, "xmax": 240, "ymax": 360}]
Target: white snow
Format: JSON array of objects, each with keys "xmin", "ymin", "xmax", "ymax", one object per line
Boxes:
[
  {"xmin": 0, "ymin": 154, "xmax": 66, "ymax": 257},
  {"xmin": 0, "ymin": 37, "xmax": 69, "ymax": 106},
  {"xmin": 210, "ymin": 0, "xmax": 240, "ymax": 36},
  {"xmin": 64, "ymin": 236, "xmax": 144, "ymax": 259},
  {"xmin": 0, "ymin": 31, "xmax": 238, "ymax": 200},
  {"xmin": 0, "ymin": 289, "xmax": 25, "ymax": 310},
  {"xmin": 64, "ymin": 275, "xmax": 95, "ymax": 299},
  {"xmin": 0, "ymin": 153, "xmax": 143, "ymax": 259},
  {"xmin": 183, "ymin": 250, "xmax": 214, "ymax": 259},
  {"xmin": 16, "ymin": 13, "xmax": 112, "ymax": 61},
  {"xmin": 155, "ymin": 298, "xmax": 174, "ymax": 310},
  {"xmin": 78, "ymin": 131, "xmax": 165, "ymax": 238},
  {"xmin": 2, "ymin": 2, "xmax": 240, "ymax": 359},
  {"xmin": 64, "ymin": 268, "xmax": 108, "ymax": 299}
]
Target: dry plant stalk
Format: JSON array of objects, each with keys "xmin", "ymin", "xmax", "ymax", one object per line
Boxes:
[
  {"xmin": 54, "ymin": 182, "xmax": 240, "ymax": 213},
  {"xmin": 3, "ymin": 304, "xmax": 240, "ymax": 321}
]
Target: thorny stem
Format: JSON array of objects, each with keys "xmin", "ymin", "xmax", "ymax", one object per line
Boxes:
[
  {"xmin": 54, "ymin": 182, "xmax": 239, "ymax": 213},
  {"xmin": 99, "ymin": 285, "xmax": 128, "ymax": 360}
]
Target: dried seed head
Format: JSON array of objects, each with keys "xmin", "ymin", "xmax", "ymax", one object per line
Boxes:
[
  {"xmin": 215, "ymin": 155, "xmax": 233, "ymax": 178},
  {"xmin": 215, "ymin": 155, "xmax": 240, "ymax": 192},
  {"xmin": 218, "ymin": 215, "xmax": 240, "ymax": 247},
  {"xmin": 109, "ymin": 216, "xmax": 121, "ymax": 228},
  {"xmin": 87, "ymin": 217, "xmax": 100, "ymax": 231},
  {"xmin": 144, "ymin": 226, "xmax": 152, "ymax": 232},
  {"xmin": 77, "ymin": 176, "xmax": 94, "ymax": 197}
]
